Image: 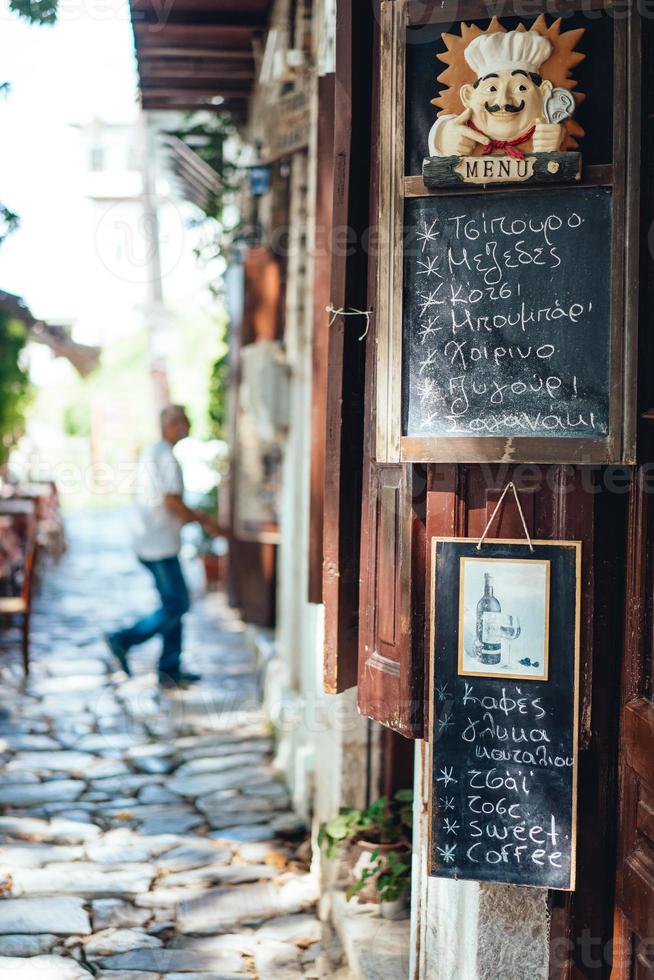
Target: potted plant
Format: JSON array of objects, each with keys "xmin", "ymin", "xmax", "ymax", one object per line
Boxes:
[
  {"xmin": 346, "ymin": 848, "xmax": 411, "ymax": 918},
  {"xmin": 190, "ymin": 487, "xmax": 226, "ymax": 588},
  {"xmin": 318, "ymin": 789, "xmax": 413, "ymax": 905}
]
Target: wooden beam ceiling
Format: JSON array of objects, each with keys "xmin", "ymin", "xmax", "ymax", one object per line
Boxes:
[
  {"xmin": 129, "ymin": 0, "xmax": 270, "ymax": 111},
  {"xmin": 132, "ymin": 11, "xmax": 268, "ymax": 28}
]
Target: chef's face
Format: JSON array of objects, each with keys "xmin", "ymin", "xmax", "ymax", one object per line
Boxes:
[{"xmin": 461, "ymin": 69, "xmax": 551, "ymax": 140}]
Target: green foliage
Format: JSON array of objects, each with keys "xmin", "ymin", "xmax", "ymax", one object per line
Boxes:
[
  {"xmin": 0, "ymin": 204, "xmax": 20, "ymax": 248},
  {"xmin": 376, "ymin": 850, "xmax": 411, "ymax": 903},
  {"xmin": 318, "ymin": 790, "xmax": 413, "ymax": 859},
  {"xmin": 62, "ymin": 402, "xmax": 91, "ymax": 438},
  {"xmin": 9, "ymin": 0, "xmax": 58, "ymax": 24},
  {"xmin": 345, "ymin": 850, "xmax": 380, "ymax": 902},
  {"xmin": 345, "ymin": 848, "xmax": 411, "ymax": 904},
  {"xmin": 317, "ymin": 809, "xmax": 366, "ymax": 859},
  {"xmin": 207, "ymin": 351, "xmax": 229, "ymax": 441},
  {"xmin": 0, "ymin": 313, "xmax": 32, "ymax": 465}
]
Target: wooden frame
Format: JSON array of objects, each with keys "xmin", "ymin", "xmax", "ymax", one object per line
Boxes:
[
  {"xmin": 374, "ymin": 0, "xmax": 640, "ymax": 464},
  {"xmin": 428, "ymin": 536, "xmax": 582, "ymax": 890}
]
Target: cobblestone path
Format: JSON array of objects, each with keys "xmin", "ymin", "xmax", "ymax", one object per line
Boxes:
[{"xmin": 0, "ymin": 513, "xmax": 321, "ymax": 979}]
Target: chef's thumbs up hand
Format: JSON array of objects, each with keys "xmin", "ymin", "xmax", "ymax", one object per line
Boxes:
[
  {"xmin": 437, "ymin": 107, "xmax": 490, "ymax": 157},
  {"xmin": 532, "ymin": 115, "xmax": 563, "ymax": 153}
]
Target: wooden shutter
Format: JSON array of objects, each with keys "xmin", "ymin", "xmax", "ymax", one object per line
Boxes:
[
  {"xmin": 308, "ymin": 72, "xmax": 336, "ymax": 604},
  {"xmin": 358, "ymin": 463, "xmax": 426, "ymax": 737},
  {"xmin": 321, "ymin": 0, "xmax": 374, "ymax": 692}
]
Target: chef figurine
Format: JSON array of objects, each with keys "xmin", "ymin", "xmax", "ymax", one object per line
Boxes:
[{"xmin": 429, "ymin": 30, "xmax": 564, "ymax": 159}]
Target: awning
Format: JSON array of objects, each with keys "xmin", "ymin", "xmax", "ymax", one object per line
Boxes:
[
  {"xmin": 129, "ymin": 0, "xmax": 272, "ymax": 115},
  {"xmin": 162, "ymin": 134, "xmax": 222, "ymax": 213}
]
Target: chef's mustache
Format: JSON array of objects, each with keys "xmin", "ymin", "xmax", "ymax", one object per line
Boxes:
[{"xmin": 485, "ymin": 101, "xmax": 526, "ymax": 114}]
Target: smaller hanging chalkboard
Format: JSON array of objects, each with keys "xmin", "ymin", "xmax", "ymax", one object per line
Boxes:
[{"xmin": 429, "ymin": 537, "xmax": 581, "ymax": 890}]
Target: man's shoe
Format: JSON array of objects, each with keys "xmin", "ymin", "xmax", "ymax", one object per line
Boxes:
[
  {"xmin": 103, "ymin": 633, "xmax": 131, "ymax": 676},
  {"xmin": 158, "ymin": 670, "xmax": 202, "ymax": 690},
  {"xmin": 178, "ymin": 671, "xmax": 202, "ymax": 685}
]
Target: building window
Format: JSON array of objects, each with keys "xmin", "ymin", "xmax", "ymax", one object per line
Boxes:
[{"xmin": 90, "ymin": 147, "xmax": 106, "ymax": 172}]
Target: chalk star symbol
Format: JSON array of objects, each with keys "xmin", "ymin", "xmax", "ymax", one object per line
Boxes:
[
  {"xmin": 417, "ymin": 255, "xmax": 443, "ymax": 278},
  {"xmin": 416, "ymin": 218, "xmax": 440, "ymax": 252},
  {"xmin": 443, "ymin": 818, "xmax": 459, "ymax": 836},
  {"xmin": 420, "ymin": 410, "xmax": 442, "ymax": 429},
  {"xmin": 436, "ymin": 766, "xmax": 456, "ymax": 787},
  {"xmin": 435, "ymin": 681, "xmax": 450, "ymax": 703},
  {"xmin": 417, "ymin": 378, "xmax": 437, "ymax": 405},
  {"xmin": 437, "ymin": 843, "xmax": 457, "ymax": 864},
  {"xmin": 418, "ymin": 317, "xmax": 441, "ymax": 343},
  {"xmin": 437, "ymin": 712, "xmax": 453, "ymax": 734},
  {"xmin": 418, "ymin": 348, "xmax": 438, "ymax": 376},
  {"xmin": 440, "ymin": 796, "xmax": 455, "ymax": 812},
  {"xmin": 418, "ymin": 285, "xmax": 444, "ymax": 318}
]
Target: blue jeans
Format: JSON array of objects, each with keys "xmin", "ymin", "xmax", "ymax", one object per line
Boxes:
[{"xmin": 113, "ymin": 555, "xmax": 190, "ymax": 677}]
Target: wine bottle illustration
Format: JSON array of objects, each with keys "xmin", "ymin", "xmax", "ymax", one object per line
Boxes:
[{"xmin": 476, "ymin": 572, "xmax": 502, "ymax": 665}]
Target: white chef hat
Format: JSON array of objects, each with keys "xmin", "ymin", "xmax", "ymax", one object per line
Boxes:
[{"xmin": 464, "ymin": 30, "xmax": 552, "ymax": 78}]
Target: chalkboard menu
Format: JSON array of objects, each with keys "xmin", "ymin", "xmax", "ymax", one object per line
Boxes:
[
  {"xmin": 429, "ymin": 538, "xmax": 581, "ymax": 889},
  {"xmin": 403, "ymin": 188, "xmax": 612, "ymax": 442}
]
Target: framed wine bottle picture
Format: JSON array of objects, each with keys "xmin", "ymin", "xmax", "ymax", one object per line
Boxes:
[
  {"xmin": 429, "ymin": 537, "xmax": 581, "ymax": 889},
  {"xmin": 458, "ymin": 556, "xmax": 551, "ymax": 682}
]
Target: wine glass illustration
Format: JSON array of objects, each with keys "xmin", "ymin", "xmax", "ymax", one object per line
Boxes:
[{"xmin": 500, "ymin": 615, "xmax": 521, "ymax": 669}]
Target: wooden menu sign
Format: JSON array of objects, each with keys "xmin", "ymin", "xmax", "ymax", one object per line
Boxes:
[
  {"xmin": 260, "ymin": 86, "xmax": 311, "ymax": 163},
  {"xmin": 429, "ymin": 537, "xmax": 581, "ymax": 889},
  {"xmin": 374, "ymin": 2, "xmax": 638, "ymax": 465}
]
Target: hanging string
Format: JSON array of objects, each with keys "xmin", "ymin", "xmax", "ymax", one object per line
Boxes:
[
  {"xmin": 325, "ymin": 304, "xmax": 372, "ymax": 340},
  {"xmin": 476, "ymin": 482, "xmax": 534, "ymax": 553}
]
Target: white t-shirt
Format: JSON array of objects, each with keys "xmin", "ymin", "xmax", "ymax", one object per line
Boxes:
[{"xmin": 132, "ymin": 440, "xmax": 185, "ymax": 561}]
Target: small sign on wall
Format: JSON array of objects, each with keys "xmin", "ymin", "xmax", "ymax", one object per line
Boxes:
[
  {"xmin": 429, "ymin": 537, "xmax": 581, "ymax": 889},
  {"xmin": 260, "ymin": 86, "xmax": 311, "ymax": 163}
]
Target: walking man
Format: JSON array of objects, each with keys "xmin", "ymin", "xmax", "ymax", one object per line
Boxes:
[{"xmin": 105, "ymin": 404, "xmax": 223, "ymax": 688}]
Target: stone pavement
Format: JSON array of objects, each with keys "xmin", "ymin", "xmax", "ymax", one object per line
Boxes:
[{"xmin": 0, "ymin": 512, "xmax": 325, "ymax": 979}]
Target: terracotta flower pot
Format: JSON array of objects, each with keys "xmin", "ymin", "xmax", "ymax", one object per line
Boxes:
[{"xmin": 201, "ymin": 552, "xmax": 224, "ymax": 589}]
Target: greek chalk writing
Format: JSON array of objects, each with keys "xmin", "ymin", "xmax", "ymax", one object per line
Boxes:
[
  {"xmin": 405, "ymin": 191, "xmax": 612, "ymax": 441},
  {"xmin": 434, "ymin": 674, "xmax": 575, "ymax": 880}
]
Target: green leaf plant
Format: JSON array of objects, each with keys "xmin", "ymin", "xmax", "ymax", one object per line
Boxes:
[
  {"xmin": 0, "ymin": 312, "xmax": 32, "ymax": 466},
  {"xmin": 318, "ymin": 790, "xmax": 413, "ymax": 860}
]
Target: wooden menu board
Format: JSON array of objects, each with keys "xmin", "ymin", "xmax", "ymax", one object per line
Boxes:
[
  {"xmin": 374, "ymin": 1, "xmax": 639, "ymax": 464},
  {"xmin": 429, "ymin": 537, "xmax": 581, "ymax": 889}
]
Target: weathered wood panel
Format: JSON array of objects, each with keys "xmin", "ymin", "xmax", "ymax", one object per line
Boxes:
[{"xmin": 323, "ymin": 0, "xmax": 374, "ymax": 692}]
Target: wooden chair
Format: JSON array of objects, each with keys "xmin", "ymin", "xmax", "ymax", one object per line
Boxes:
[{"xmin": 0, "ymin": 519, "xmax": 38, "ymax": 676}]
